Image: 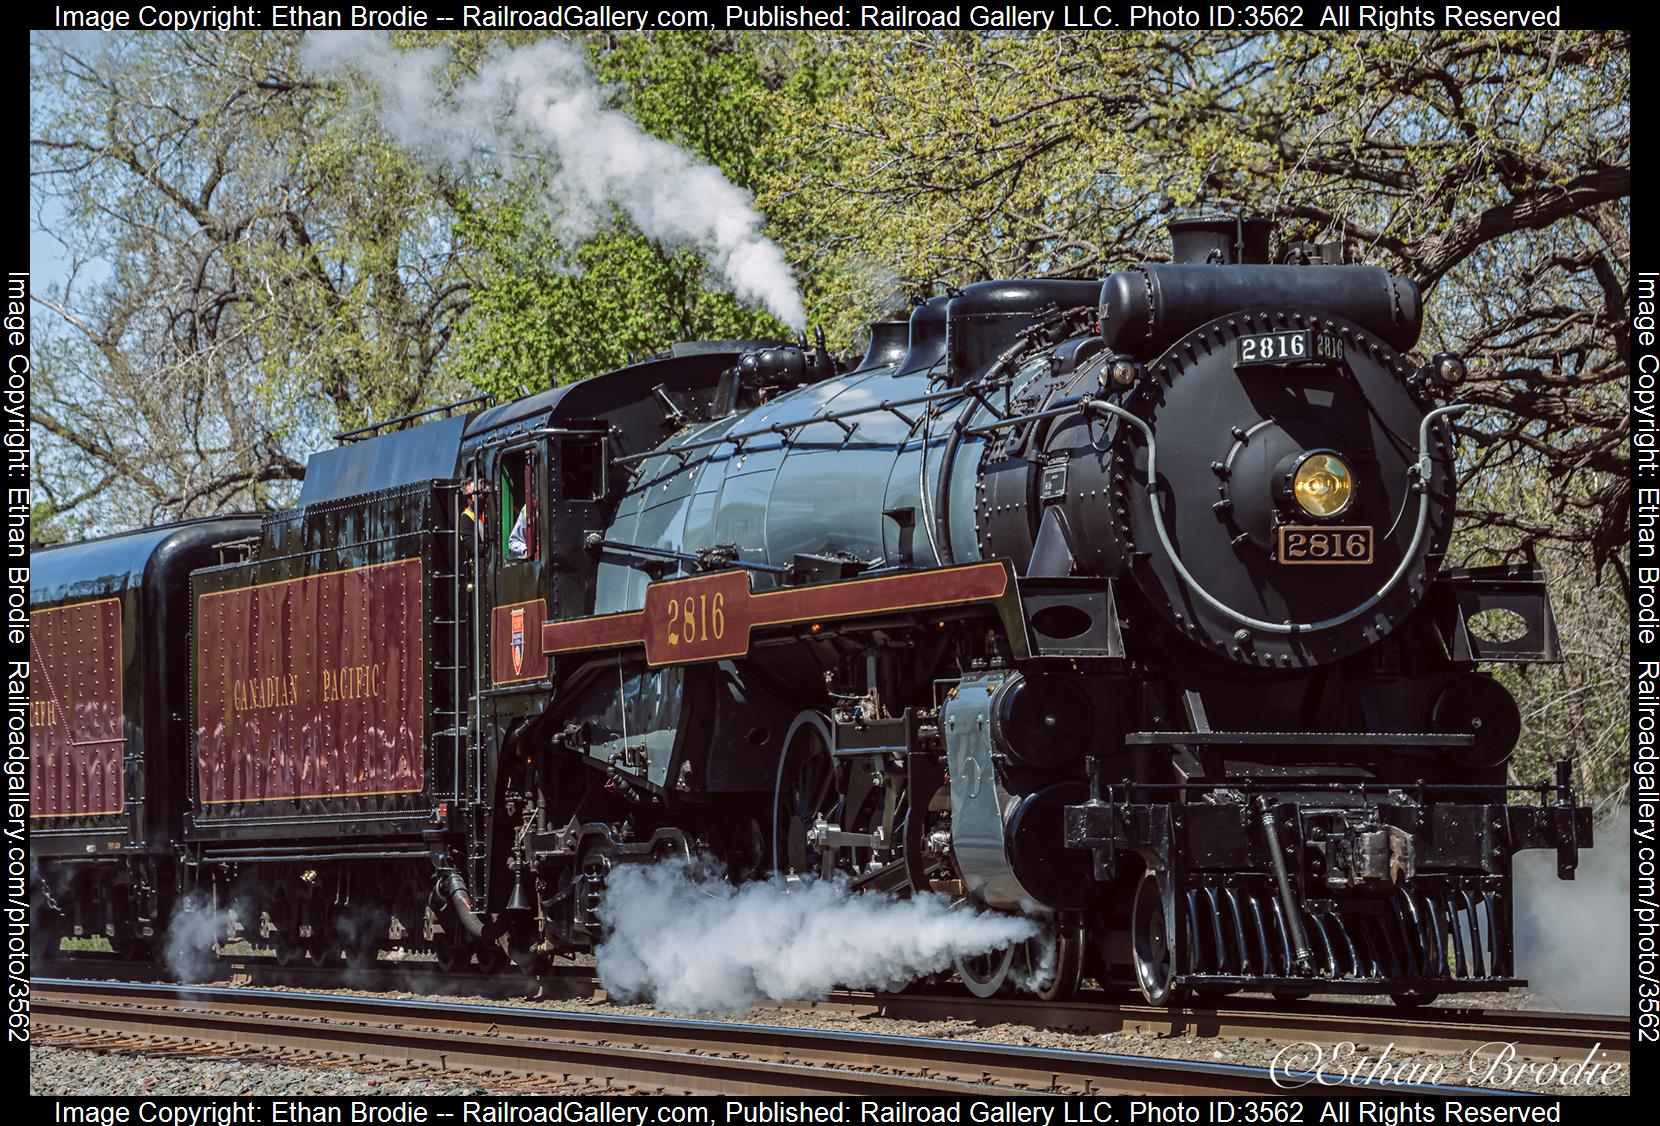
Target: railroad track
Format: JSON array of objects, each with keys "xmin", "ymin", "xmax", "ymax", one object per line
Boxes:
[
  {"xmin": 828, "ymin": 989, "xmax": 1631, "ymax": 1065},
  {"xmin": 50, "ymin": 953, "xmax": 1629, "ymax": 1065},
  {"xmin": 34, "ymin": 979, "xmax": 1512, "ymax": 1097}
]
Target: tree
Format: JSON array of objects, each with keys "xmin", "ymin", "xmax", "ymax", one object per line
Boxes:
[
  {"xmin": 763, "ymin": 31, "xmax": 1630, "ymax": 800},
  {"xmin": 764, "ymin": 31, "xmax": 1629, "ymax": 574},
  {"xmin": 31, "ymin": 32, "xmax": 831, "ymax": 516},
  {"xmin": 451, "ymin": 32, "xmax": 828, "ymax": 398},
  {"xmin": 30, "ymin": 32, "xmax": 474, "ymax": 525}
]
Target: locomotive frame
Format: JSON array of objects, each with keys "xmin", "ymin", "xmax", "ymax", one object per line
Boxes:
[{"xmin": 30, "ymin": 215, "xmax": 1593, "ymax": 1005}]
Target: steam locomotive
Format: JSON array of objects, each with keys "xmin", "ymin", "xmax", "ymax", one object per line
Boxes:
[{"xmin": 30, "ymin": 215, "xmax": 1592, "ymax": 1006}]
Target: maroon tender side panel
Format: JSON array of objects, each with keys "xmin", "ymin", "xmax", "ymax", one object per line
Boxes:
[
  {"xmin": 30, "ymin": 599, "xmax": 125, "ymax": 819},
  {"xmin": 195, "ymin": 558, "xmax": 424, "ymax": 805}
]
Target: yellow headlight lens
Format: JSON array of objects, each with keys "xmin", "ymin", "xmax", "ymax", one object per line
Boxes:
[{"xmin": 1292, "ymin": 454, "xmax": 1355, "ymax": 518}]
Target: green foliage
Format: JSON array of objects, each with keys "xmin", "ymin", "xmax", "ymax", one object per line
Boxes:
[
  {"xmin": 588, "ymin": 32, "xmax": 774, "ymax": 189},
  {"xmin": 452, "ymin": 32, "xmax": 827, "ymax": 398},
  {"xmin": 244, "ymin": 94, "xmax": 466, "ymax": 432},
  {"xmin": 454, "ymin": 201, "xmax": 783, "ymax": 398}
]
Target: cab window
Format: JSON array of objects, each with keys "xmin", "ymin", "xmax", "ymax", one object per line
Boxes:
[
  {"xmin": 560, "ymin": 435, "xmax": 605, "ymax": 501},
  {"xmin": 500, "ymin": 450, "xmax": 539, "ymax": 562}
]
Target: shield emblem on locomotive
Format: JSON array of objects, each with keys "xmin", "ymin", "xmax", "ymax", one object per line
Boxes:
[{"xmin": 510, "ymin": 608, "xmax": 525, "ymax": 676}]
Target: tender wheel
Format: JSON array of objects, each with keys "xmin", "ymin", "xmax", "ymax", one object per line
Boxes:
[
  {"xmin": 428, "ymin": 901, "xmax": 470, "ymax": 973},
  {"xmin": 271, "ymin": 893, "xmax": 307, "ymax": 967},
  {"xmin": 302, "ymin": 898, "xmax": 337, "ymax": 967},
  {"xmin": 1015, "ymin": 915, "xmax": 1086, "ymax": 1002},
  {"xmin": 343, "ymin": 925, "xmax": 384, "ymax": 970},
  {"xmin": 434, "ymin": 938, "xmax": 469, "ymax": 974},
  {"xmin": 1132, "ymin": 872, "xmax": 1185, "ymax": 1006},
  {"xmin": 955, "ymin": 946, "xmax": 1017, "ymax": 998}
]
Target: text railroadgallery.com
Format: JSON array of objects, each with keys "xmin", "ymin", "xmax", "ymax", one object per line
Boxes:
[
  {"xmin": 14, "ymin": 6, "xmax": 1646, "ymax": 1114},
  {"xmin": 5, "ymin": 269, "xmax": 26, "ymax": 1050},
  {"xmin": 1635, "ymin": 272, "xmax": 1659, "ymax": 1049},
  {"xmin": 38, "ymin": 1098, "xmax": 1595, "ymax": 1124},
  {"xmin": 46, "ymin": 4, "xmax": 1572, "ymax": 33}
]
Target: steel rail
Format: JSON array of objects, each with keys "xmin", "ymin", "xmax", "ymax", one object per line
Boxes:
[
  {"xmin": 48, "ymin": 957, "xmax": 1627, "ymax": 1062},
  {"xmin": 33, "ymin": 979, "xmax": 1513, "ymax": 1097},
  {"xmin": 34, "ymin": 984, "xmax": 967, "ymax": 1097},
  {"xmin": 820, "ymin": 990, "xmax": 1630, "ymax": 1065},
  {"xmin": 36, "ymin": 977, "xmax": 1587, "ymax": 1094}
]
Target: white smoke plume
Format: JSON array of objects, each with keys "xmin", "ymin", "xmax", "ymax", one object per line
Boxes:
[
  {"xmin": 1010, "ymin": 931, "xmax": 1057, "ymax": 995},
  {"xmin": 1513, "ymin": 808, "xmax": 1629, "ymax": 1015},
  {"xmin": 300, "ymin": 33, "xmax": 806, "ymax": 330},
  {"xmin": 594, "ymin": 861, "xmax": 1037, "ymax": 1012},
  {"xmin": 163, "ymin": 893, "xmax": 238, "ymax": 982}
]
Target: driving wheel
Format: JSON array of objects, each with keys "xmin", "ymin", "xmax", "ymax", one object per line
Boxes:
[
  {"xmin": 955, "ymin": 946, "xmax": 1017, "ymax": 998},
  {"xmin": 1015, "ymin": 914, "xmax": 1086, "ymax": 1002}
]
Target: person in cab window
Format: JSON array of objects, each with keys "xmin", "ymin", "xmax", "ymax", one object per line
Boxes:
[
  {"xmin": 508, "ymin": 503, "xmax": 530, "ymax": 559},
  {"xmin": 461, "ymin": 481, "xmax": 482, "ymax": 538}
]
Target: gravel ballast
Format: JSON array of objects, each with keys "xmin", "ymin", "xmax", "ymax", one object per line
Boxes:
[{"xmin": 29, "ymin": 967, "xmax": 1628, "ymax": 1098}]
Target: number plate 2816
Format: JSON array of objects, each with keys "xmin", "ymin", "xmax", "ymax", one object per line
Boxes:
[
  {"xmin": 1277, "ymin": 525, "xmax": 1373, "ymax": 564},
  {"xmin": 1236, "ymin": 328, "xmax": 1344, "ymax": 368}
]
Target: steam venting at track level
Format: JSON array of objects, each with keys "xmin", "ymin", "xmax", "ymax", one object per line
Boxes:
[{"xmin": 594, "ymin": 861, "xmax": 1037, "ymax": 1012}]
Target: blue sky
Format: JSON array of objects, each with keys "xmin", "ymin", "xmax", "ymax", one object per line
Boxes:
[{"xmin": 30, "ymin": 31, "xmax": 113, "ymax": 305}]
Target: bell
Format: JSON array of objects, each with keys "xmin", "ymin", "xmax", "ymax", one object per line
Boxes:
[{"xmin": 504, "ymin": 878, "xmax": 533, "ymax": 916}]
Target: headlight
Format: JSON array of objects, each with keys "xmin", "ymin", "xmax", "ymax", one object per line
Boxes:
[{"xmin": 1292, "ymin": 453, "xmax": 1355, "ymax": 518}]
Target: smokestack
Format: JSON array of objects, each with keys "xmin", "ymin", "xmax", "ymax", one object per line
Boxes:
[{"xmin": 1168, "ymin": 213, "xmax": 1274, "ymax": 265}]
